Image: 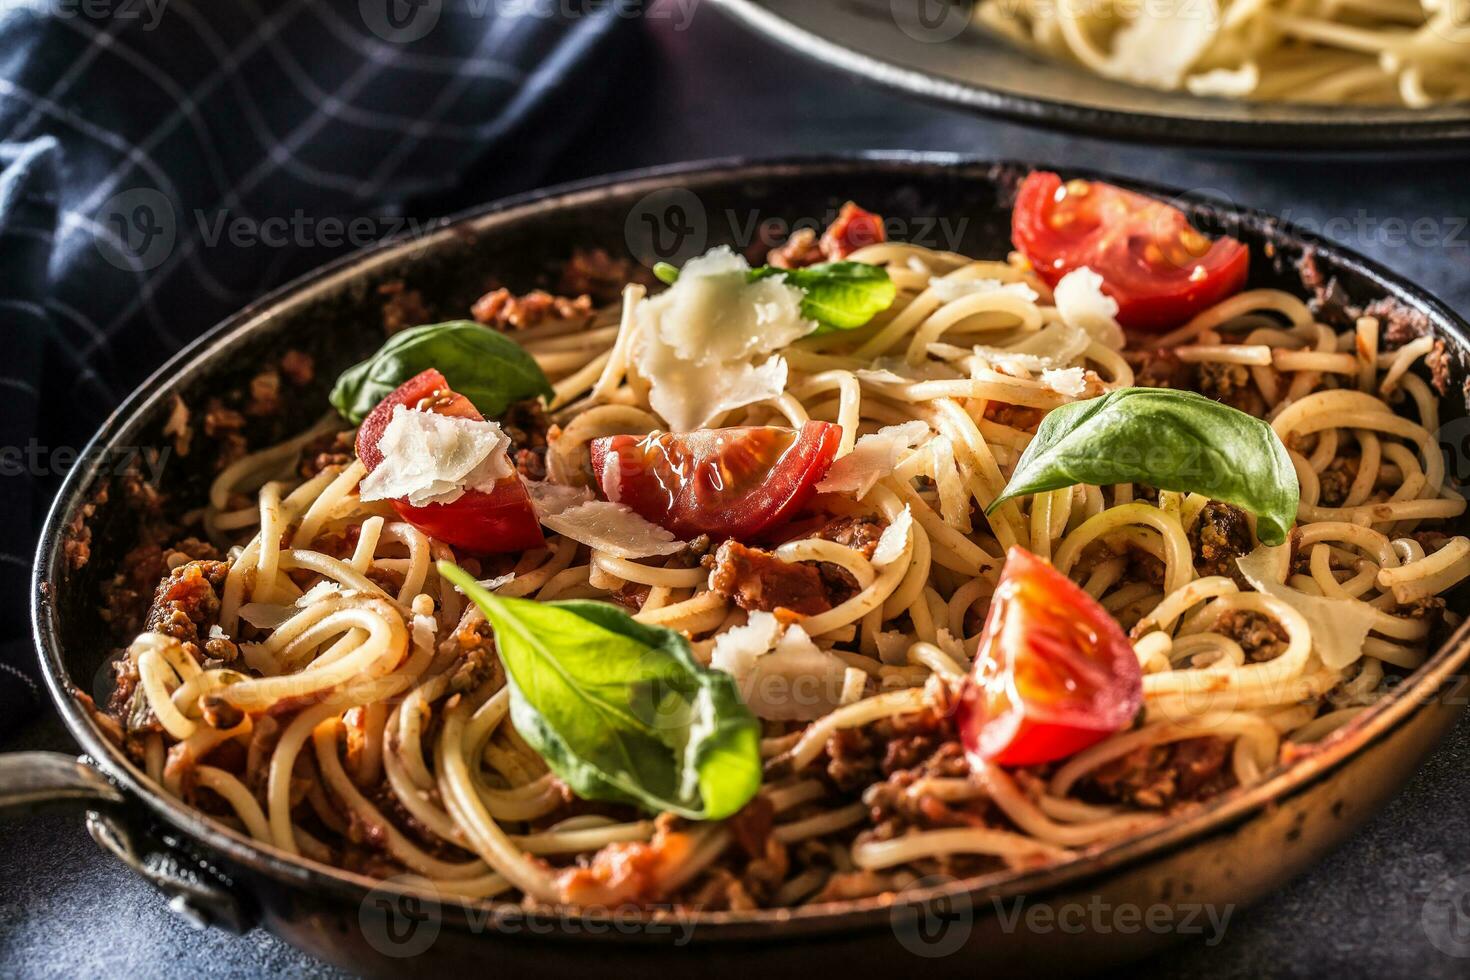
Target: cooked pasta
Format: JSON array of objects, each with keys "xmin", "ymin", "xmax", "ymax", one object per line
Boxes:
[
  {"xmin": 96, "ymin": 191, "xmax": 1468, "ymax": 913},
  {"xmin": 975, "ymin": 0, "xmax": 1470, "ymax": 106}
]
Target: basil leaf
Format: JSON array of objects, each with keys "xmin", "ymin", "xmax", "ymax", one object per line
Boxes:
[
  {"xmin": 988, "ymin": 387, "xmax": 1299, "ymax": 546},
  {"xmin": 653, "ymin": 259, "xmax": 896, "ymax": 334},
  {"xmin": 754, "ymin": 261, "xmax": 898, "ymax": 334},
  {"xmin": 329, "ymin": 320, "xmax": 553, "ymax": 424},
  {"xmin": 440, "ymin": 562, "xmax": 761, "ymax": 821}
]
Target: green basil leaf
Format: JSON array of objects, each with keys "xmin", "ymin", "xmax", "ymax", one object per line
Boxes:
[
  {"xmin": 988, "ymin": 387, "xmax": 1299, "ymax": 546},
  {"xmin": 757, "ymin": 261, "xmax": 898, "ymax": 334},
  {"xmin": 329, "ymin": 320, "xmax": 553, "ymax": 424},
  {"xmin": 654, "ymin": 258, "xmax": 896, "ymax": 334},
  {"xmin": 440, "ymin": 562, "xmax": 762, "ymax": 821}
]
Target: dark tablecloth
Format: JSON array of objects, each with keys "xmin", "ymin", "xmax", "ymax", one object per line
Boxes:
[{"xmin": 4, "ymin": 8, "xmax": 1470, "ymax": 978}]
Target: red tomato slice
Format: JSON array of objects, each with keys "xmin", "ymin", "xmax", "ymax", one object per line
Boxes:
[
  {"xmin": 958, "ymin": 546, "xmax": 1142, "ymax": 768},
  {"xmin": 588, "ymin": 422, "xmax": 842, "ymax": 540},
  {"xmin": 355, "ymin": 368, "xmax": 543, "ymax": 554},
  {"xmin": 1012, "ymin": 171, "xmax": 1249, "ymax": 332}
]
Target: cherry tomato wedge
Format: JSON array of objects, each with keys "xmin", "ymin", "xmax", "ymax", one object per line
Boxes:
[
  {"xmin": 820, "ymin": 202, "xmax": 886, "ymax": 259},
  {"xmin": 588, "ymin": 422, "xmax": 841, "ymax": 541},
  {"xmin": 958, "ymin": 547, "xmax": 1142, "ymax": 768},
  {"xmin": 356, "ymin": 368, "xmax": 544, "ymax": 554},
  {"xmin": 1012, "ymin": 171, "xmax": 1249, "ymax": 332}
]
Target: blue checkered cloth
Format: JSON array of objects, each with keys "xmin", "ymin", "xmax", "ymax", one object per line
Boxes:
[{"xmin": 0, "ymin": 0, "xmax": 636, "ymax": 734}]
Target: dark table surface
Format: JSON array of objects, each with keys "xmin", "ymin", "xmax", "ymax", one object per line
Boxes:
[{"xmin": 5, "ymin": 10, "xmax": 1470, "ymax": 979}]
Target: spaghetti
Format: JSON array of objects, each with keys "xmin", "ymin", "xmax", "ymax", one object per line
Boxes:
[
  {"xmin": 974, "ymin": 0, "xmax": 1470, "ymax": 107},
  {"xmin": 101, "ymin": 211, "xmax": 1469, "ymax": 912}
]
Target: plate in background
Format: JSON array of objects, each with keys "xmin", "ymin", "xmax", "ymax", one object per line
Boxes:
[{"xmin": 711, "ymin": 0, "xmax": 1470, "ymax": 150}]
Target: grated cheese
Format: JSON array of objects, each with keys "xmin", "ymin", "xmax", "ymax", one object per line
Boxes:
[{"xmin": 358, "ymin": 405, "xmax": 513, "ymax": 508}]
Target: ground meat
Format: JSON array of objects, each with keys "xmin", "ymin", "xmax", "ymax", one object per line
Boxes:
[
  {"xmin": 1426, "ymin": 338, "xmax": 1451, "ymax": 395},
  {"xmin": 471, "ymin": 287, "xmax": 592, "ymax": 331},
  {"xmin": 202, "ymin": 398, "xmax": 248, "ymax": 469},
  {"xmin": 707, "ymin": 540, "xmax": 833, "ymax": 617},
  {"xmin": 766, "ymin": 202, "xmax": 886, "ymax": 268},
  {"xmin": 862, "ymin": 741, "xmax": 977, "ymax": 838},
  {"xmin": 500, "ymin": 397, "xmax": 551, "ymax": 481},
  {"xmin": 812, "ymin": 515, "xmax": 887, "ymax": 557},
  {"xmin": 1317, "ymin": 455, "xmax": 1361, "ymax": 507},
  {"xmin": 280, "ymin": 349, "xmax": 314, "ymax": 386},
  {"xmin": 142, "ymin": 559, "xmax": 231, "ymax": 658},
  {"xmin": 1080, "ymin": 736, "xmax": 1235, "ymax": 810},
  {"xmin": 611, "ymin": 582, "xmax": 651, "ymax": 612},
  {"xmin": 1129, "ymin": 349, "xmax": 1197, "ymax": 391},
  {"xmin": 296, "ymin": 429, "xmax": 355, "ymax": 479},
  {"xmin": 982, "ymin": 400, "xmax": 1045, "ymax": 431},
  {"xmin": 1217, "ymin": 609, "xmax": 1289, "ymax": 663},
  {"xmin": 1196, "ymin": 361, "xmax": 1265, "ymax": 415},
  {"xmin": 100, "ymin": 536, "xmax": 222, "ymax": 636},
  {"xmin": 557, "ymin": 247, "xmax": 652, "ymax": 305},
  {"xmin": 1191, "ymin": 502, "xmax": 1252, "ymax": 581},
  {"xmin": 823, "ymin": 702, "xmax": 959, "ymax": 794},
  {"xmin": 246, "ymin": 367, "xmax": 282, "ymax": 418},
  {"xmin": 1364, "ymin": 297, "xmax": 1432, "ymax": 350},
  {"xmin": 766, "ymin": 227, "xmax": 824, "ymax": 270},
  {"xmin": 379, "ymin": 280, "xmax": 429, "ymax": 335}
]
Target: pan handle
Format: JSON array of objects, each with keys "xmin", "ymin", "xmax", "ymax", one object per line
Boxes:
[
  {"xmin": 0, "ymin": 750, "xmax": 126, "ymax": 813},
  {"xmin": 0, "ymin": 751, "xmax": 256, "ymax": 933}
]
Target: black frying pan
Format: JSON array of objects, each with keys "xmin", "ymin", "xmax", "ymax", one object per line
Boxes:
[{"xmin": 9, "ymin": 156, "xmax": 1470, "ymax": 977}]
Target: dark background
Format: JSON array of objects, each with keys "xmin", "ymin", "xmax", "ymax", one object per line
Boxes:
[{"xmin": 4, "ymin": 9, "xmax": 1470, "ymax": 977}]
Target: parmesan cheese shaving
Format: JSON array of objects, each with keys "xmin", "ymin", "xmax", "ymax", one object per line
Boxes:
[
  {"xmin": 523, "ymin": 478, "xmax": 683, "ymax": 559},
  {"xmin": 710, "ymin": 612, "xmax": 852, "ymax": 721},
  {"xmin": 1108, "ymin": 0, "xmax": 1221, "ymax": 90},
  {"xmin": 1041, "ymin": 366, "xmax": 1088, "ymax": 397},
  {"xmin": 872, "ymin": 505, "xmax": 913, "ymax": 567},
  {"xmin": 539, "ymin": 500, "xmax": 684, "ymax": 560},
  {"xmin": 817, "ymin": 420, "xmax": 930, "ymax": 497},
  {"xmin": 634, "ymin": 246, "xmax": 814, "ymax": 431},
  {"xmin": 358, "ymin": 406, "xmax": 513, "ymax": 508},
  {"xmin": 969, "ymin": 319, "xmax": 1091, "ymax": 373},
  {"xmin": 927, "ymin": 276, "xmax": 1039, "ymax": 304},
  {"xmin": 1236, "ymin": 543, "xmax": 1377, "ymax": 670},
  {"xmin": 1054, "ymin": 267, "xmax": 1125, "ymax": 350}
]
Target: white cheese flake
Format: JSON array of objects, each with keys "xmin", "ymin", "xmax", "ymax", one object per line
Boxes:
[
  {"xmin": 1108, "ymin": 0, "xmax": 1220, "ymax": 90},
  {"xmin": 539, "ymin": 500, "xmax": 684, "ymax": 560},
  {"xmin": 1236, "ymin": 543, "xmax": 1377, "ymax": 670},
  {"xmin": 817, "ymin": 420, "xmax": 930, "ymax": 498},
  {"xmin": 872, "ymin": 505, "xmax": 914, "ymax": 568},
  {"xmin": 358, "ymin": 406, "xmax": 513, "ymax": 508},
  {"xmin": 1041, "ymin": 366, "xmax": 1088, "ymax": 397},
  {"xmin": 710, "ymin": 612, "xmax": 852, "ymax": 721},
  {"xmin": 928, "ymin": 276, "xmax": 1039, "ymax": 304},
  {"xmin": 1054, "ymin": 267, "xmax": 1125, "ymax": 350},
  {"xmin": 634, "ymin": 246, "xmax": 815, "ymax": 431}
]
